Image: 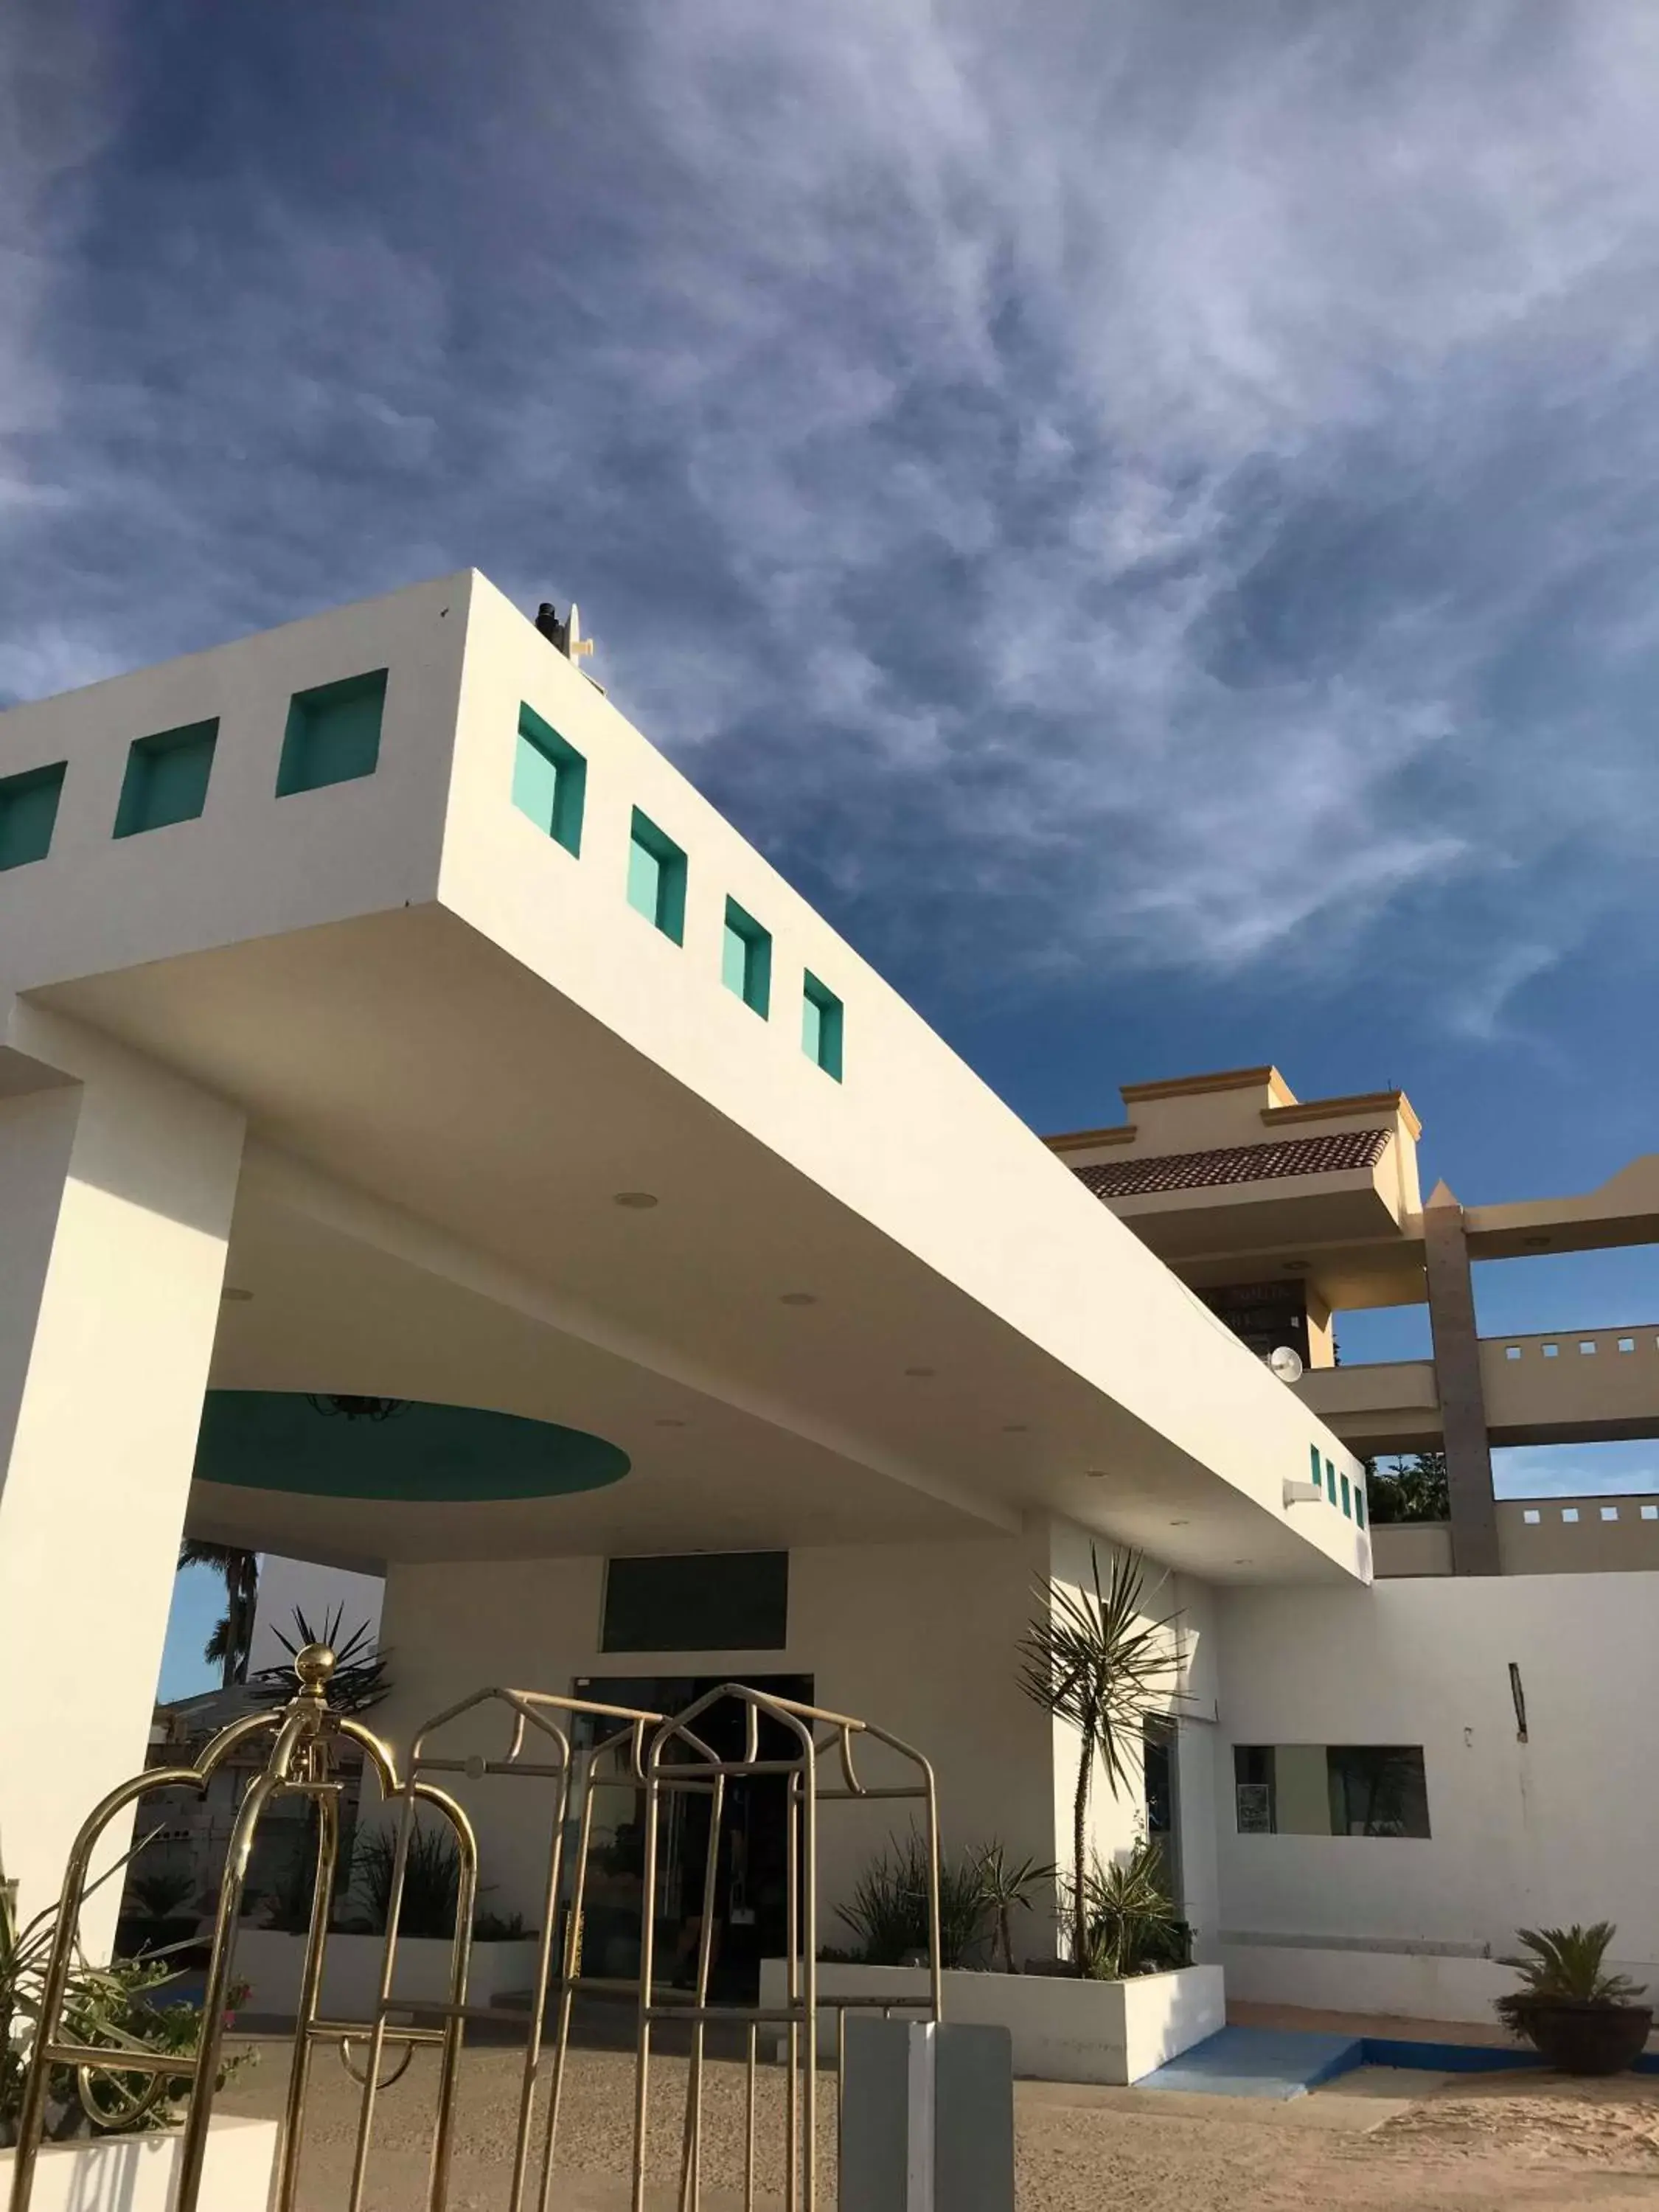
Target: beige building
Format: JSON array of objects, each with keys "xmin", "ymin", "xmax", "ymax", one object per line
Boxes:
[{"xmin": 1050, "ymin": 1065, "xmax": 1659, "ymax": 1578}]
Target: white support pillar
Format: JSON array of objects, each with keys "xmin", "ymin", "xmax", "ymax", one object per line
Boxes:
[{"xmin": 0, "ymin": 1009, "xmax": 245, "ymax": 1948}]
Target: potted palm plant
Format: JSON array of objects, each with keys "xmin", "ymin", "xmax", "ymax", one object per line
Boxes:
[{"xmin": 1495, "ymin": 1924, "xmax": 1652, "ymax": 2076}]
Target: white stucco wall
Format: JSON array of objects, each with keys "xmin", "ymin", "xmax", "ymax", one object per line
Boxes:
[
  {"xmin": 369, "ymin": 1522, "xmax": 1218, "ymax": 1966},
  {"xmin": 1214, "ymin": 1573, "xmax": 1659, "ymax": 2011},
  {"xmin": 247, "ymin": 1554, "xmax": 385, "ymax": 1677}
]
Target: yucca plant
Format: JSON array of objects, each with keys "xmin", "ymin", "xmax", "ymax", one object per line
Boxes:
[
  {"xmin": 1495, "ymin": 1924, "xmax": 1646, "ymax": 2034},
  {"xmin": 1018, "ymin": 1545, "xmax": 1184, "ymax": 1970},
  {"xmin": 1078, "ymin": 1838, "xmax": 1178, "ymax": 1981},
  {"xmin": 975, "ymin": 1845, "xmax": 1054, "ymax": 1974}
]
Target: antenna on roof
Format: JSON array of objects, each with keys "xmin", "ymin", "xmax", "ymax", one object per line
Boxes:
[{"xmin": 535, "ymin": 601, "xmax": 596, "ymax": 662}]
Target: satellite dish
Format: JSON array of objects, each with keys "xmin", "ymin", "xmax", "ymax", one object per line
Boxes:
[{"xmin": 1267, "ymin": 1345, "xmax": 1304, "ymax": 1383}]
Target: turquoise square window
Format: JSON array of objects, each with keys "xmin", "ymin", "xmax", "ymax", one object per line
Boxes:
[
  {"xmin": 627, "ymin": 809, "xmax": 686, "ymax": 944},
  {"xmin": 0, "ymin": 762, "xmax": 66, "ymax": 872},
  {"xmin": 802, "ymin": 972, "xmax": 844, "ymax": 1080},
  {"xmin": 723, "ymin": 898, "xmax": 772, "ymax": 1016},
  {"xmin": 276, "ymin": 669, "xmax": 387, "ymax": 796},
  {"xmin": 114, "ymin": 719, "xmax": 218, "ymax": 838},
  {"xmin": 512, "ymin": 703, "xmax": 585, "ymax": 856}
]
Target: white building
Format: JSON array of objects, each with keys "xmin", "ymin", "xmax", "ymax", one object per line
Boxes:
[{"xmin": 0, "ymin": 574, "xmax": 1648, "ymax": 2034}]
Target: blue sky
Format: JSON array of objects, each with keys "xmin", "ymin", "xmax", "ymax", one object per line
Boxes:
[{"xmin": 9, "ymin": 4, "xmax": 1659, "ymax": 1694}]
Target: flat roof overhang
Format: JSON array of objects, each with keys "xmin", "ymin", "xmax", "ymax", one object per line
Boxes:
[{"xmin": 29, "ymin": 906, "xmax": 1360, "ymax": 1585}]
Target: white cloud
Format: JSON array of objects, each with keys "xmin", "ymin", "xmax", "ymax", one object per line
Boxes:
[{"xmin": 8, "ymin": 1, "xmax": 1659, "ymax": 1024}]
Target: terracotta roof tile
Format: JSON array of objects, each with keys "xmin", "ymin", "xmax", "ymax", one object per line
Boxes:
[{"xmin": 1074, "ymin": 1126, "xmax": 1389, "ymax": 1200}]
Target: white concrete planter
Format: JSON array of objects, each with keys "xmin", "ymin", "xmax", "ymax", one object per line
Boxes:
[
  {"xmin": 759, "ymin": 1960, "xmax": 1225, "ymax": 2084},
  {"xmin": 234, "ymin": 1927, "xmax": 542, "ymax": 2021},
  {"xmin": 0, "ymin": 2115, "xmax": 277, "ymax": 2212}
]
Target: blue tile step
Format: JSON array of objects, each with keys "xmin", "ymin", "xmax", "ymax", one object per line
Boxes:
[{"xmin": 1138, "ymin": 2025, "xmax": 1364, "ymax": 2099}]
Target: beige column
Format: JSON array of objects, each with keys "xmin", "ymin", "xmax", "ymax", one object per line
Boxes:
[
  {"xmin": 0, "ymin": 1008, "xmax": 245, "ymax": 1947},
  {"xmin": 1422, "ymin": 1180, "xmax": 1501, "ymax": 1576}
]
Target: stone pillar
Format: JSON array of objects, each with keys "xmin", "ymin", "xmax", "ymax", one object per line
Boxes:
[
  {"xmin": 0, "ymin": 1008, "xmax": 244, "ymax": 1946},
  {"xmin": 1422, "ymin": 1180, "xmax": 1501, "ymax": 1576}
]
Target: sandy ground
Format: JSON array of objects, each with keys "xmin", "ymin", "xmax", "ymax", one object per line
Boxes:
[{"xmin": 214, "ymin": 2034, "xmax": 1659, "ymax": 2209}]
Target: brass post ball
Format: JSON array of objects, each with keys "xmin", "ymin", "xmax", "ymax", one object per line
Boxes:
[{"xmin": 293, "ymin": 1643, "xmax": 338, "ymax": 1695}]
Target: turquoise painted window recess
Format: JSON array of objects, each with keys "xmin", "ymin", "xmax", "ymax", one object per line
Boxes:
[
  {"xmin": 1354, "ymin": 1485, "xmax": 1366, "ymax": 1529},
  {"xmin": 114, "ymin": 719, "xmax": 218, "ymax": 838},
  {"xmin": 1325, "ymin": 1458, "xmax": 1338, "ymax": 1503},
  {"xmin": 277, "ymin": 668, "xmax": 387, "ymax": 796},
  {"xmin": 0, "ymin": 762, "xmax": 66, "ymax": 872},
  {"xmin": 1309, "ymin": 1444, "xmax": 1323, "ymax": 1488},
  {"xmin": 723, "ymin": 897, "xmax": 772, "ymax": 1017},
  {"xmin": 802, "ymin": 972, "xmax": 844, "ymax": 1080},
  {"xmin": 512, "ymin": 703, "xmax": 585, "ymax": 855},
  {"xmin": 1340, "ymin": 1472, "xmax": 1352, "ymax": 1518},
  {"xmin": 627, "ymin": 808, "xmax": 687, "ymax": 943}
]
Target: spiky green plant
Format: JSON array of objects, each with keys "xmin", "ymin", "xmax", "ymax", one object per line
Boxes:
[
  {"xmin": 1078, "ymin": 1837, "xmax": 1178, "ymax": 1980},
  {"xmin": 1495, "ymin": 1924, "xmax": 1647, "ymax": 2034},
  {"xmin": 347, "ymin": 1824, "xmax": 463, "ymax": 1939},
  {"xmin": 837, "ymin": 1831, "xmax": 989, "ymax": 1968},
  {"xmin": 975, "ymin": 1844, "xmax": 1054, "ymax": 1973},
  {"xmin": 1018, "ymin": 1546, "xmax": 1184, "ymax": 1970}
]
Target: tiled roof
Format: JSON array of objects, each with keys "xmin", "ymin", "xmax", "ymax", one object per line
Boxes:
[{"xmin": 1073, "ymin": 1126, "xmax": 1390, "ymax": 1200}]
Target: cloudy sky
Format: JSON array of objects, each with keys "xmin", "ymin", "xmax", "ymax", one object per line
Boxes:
[{"xmin": 7, "ymin": 3, "xmax": 1659, "ymax": 1597}]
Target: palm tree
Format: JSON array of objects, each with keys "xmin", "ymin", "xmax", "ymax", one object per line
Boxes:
[
  {"xmin": 176, "ymin": 1540, "xmax": 259, "ymax": 1688},
  {"xmin": 1018, "ymin": 1545, "xmax": 1184, "ymax": 1972}
]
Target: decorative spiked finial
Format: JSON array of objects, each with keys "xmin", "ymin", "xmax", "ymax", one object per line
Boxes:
[{"xmin": 293, "ymin": 1643, "xmax": 337, "ymax": 1700}]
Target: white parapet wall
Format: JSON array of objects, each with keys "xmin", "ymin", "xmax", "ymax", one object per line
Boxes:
[
  {"xmin": 758, "ymin": 1961, "xmax": 1225, "ymax": 2085},
  {"xmin": 1220, "ymin": 1941, "xmax": 1514, "ymax": 2025},
  {"xmin": 234, "ymin": 1928, "xmax": 542, "ymax": 2021},
  {"xmin": 0, "ymin": 2116, "xmax": 277, "ymax": 2212}
]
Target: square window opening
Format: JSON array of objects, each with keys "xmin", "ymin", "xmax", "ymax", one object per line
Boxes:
[
  {"xmin": 1505, "ymin": 1345, "xmax": 1522, "ymax": 1360},
  {"xmin": 1601, "ymin": 1505, "xmax": 1619, "ymax": 1521},
  {"xmin": 1579, "ymin": 1340, "xmax": 1598, "ymax": 1355},
  {"xmin": 601, "ymin": 1551, "xmax": 788, "ymax": 1652},
  {"xmin": 1642, "ymin": 1504, "xmax": 1658, "ymax": 1521},
  {"xmin": 0, "ymin": 761, "xmax": 67, "ymax": 872},
  {"xmin": 801, "ymin": 972, "xmax": 844, "ymax": 1080},
  {"xmin": 1562, "ymin": 1507, "xmax": 1579, "ymax": 1523},
  {"xmin": 1324, "ymin": 1457, "xmax": 1338, "ymax": 1504},
  {"xmin": 1542, "ymin": 1342, "xmax": 1559, "ymax": 1357},
  {"xmin": 114, "ymin": 719, "xmax": 218, "ymax": 838},
  {"xmin": 276, "ymin": 669, "xmax": 388, "ymax": 796},
  {"xmin": 1618, "ymin": 1338, "xmax": 1636, "ymax": 1352},
  {"xmin": 1340, "ymin": 1472, "xmax": 1352, "ymax": 1518},
  {"xmin": 722, "ymin": 897, "xmax": 772, "ymax": 1016},
  {"xmin": 1523, "ymin": 1507, "xmax": 1541, "ymax": 1524},
  {"xmin": 512, "ymin": 704, "xmax": 586, "ymax": 855},
  {"xmin": 627, "ymin": 809, "xmax": 687, "ymax": 943}
]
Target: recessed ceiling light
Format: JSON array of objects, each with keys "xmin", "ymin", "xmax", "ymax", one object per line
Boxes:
[
  {"xmin": 1234, "ymin": 1559, "xmax": 1252, "ymax": 1566},
  {"xmin": 1003, "ymin": 1422, "xmax": 1029, "ymax": 1433},
  {"xmin": 779, "ymin": 1291, "xmax": 818, "ymax": 1307},
  {"xmin": 220, "ymin": 1287, "xmax": 254, "ymax": 1302},
  {"xmin": 1085, "ymin": 1469, "xmax": 1108, "ymax": 1480},
  {"xmin": 1169, "ymin": 1518, "xmax": 1189, "ymax": 1526},
  {"xmin": 1523, "ymin": 1235, "xmax": 1551, "ymax": 1249},
  {"xmin": 654, "ymin": 1417, "xmax": 686, "ymax": 1428},
  {"xmin": 613, "ymin": 1192, "xmax": 659, "ymax": 1209},
  {"xmin": 904, "ymin": 1365, "xmax": 936, "ymax": 1377},
  {"xmin": 1282, "ymin": 1259, "xmax": 1310, "ymax": 1273}
]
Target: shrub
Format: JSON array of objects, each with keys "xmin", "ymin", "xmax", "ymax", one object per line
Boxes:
[
  {"xmin": 1495, "ymin": 1924, "xmax": 1647, "ymax": 2035},
  {"xmin": 838, "ymin": 1832, "xmax": 989, "ymax": 1968}
]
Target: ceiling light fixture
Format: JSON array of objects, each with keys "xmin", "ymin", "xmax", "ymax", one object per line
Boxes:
[
  {"xmin": 220, "ymin": 1287, "xmax": 254, "ymax": 1303},
  {"xmin": 654, "ymin": 1417, "xmax": 686, "ymax": 1429},
  {"xmin": 1085, "ymin": 1469, "xmax": 1108, "ymax": 1481},
  {"xmin": 779, "ymin": 1291, "xmax": 818, "ymax": 1307},
  {"xmin": 1003, "ymin": 1422, "xmax": 1029, "ymax": 1433},
  {"xmin": 306, "ymin": 1395, "xmax": 411, "ymax": 1424},
  {"xmin": 612, "ymin": 1192, "xmax": 659, "ymax": 1209}
]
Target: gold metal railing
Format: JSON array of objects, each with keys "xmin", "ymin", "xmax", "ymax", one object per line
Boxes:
[{"xmin": 7, "ymin": 1656, "xmax": 942, "ymax": 2212}]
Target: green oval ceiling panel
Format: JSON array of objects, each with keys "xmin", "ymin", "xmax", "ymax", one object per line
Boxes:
[{"xmin": 194, "ymin": 1391, "xmax": 630, "ymax": 1501}]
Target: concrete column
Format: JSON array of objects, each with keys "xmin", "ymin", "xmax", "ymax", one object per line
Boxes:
[
  {"xmin": 0, "ymin": 1009, "xmax": 245, "ymax": 1945},
  {"xmin": 1422, "ymin": 1180, "xmax": 1501, "ymax": 1576}
]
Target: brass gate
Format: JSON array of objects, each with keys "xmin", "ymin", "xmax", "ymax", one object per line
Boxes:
[{"xmin": 7, "ymin": 1648, "xmax": 941, "ymax": 2211}]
